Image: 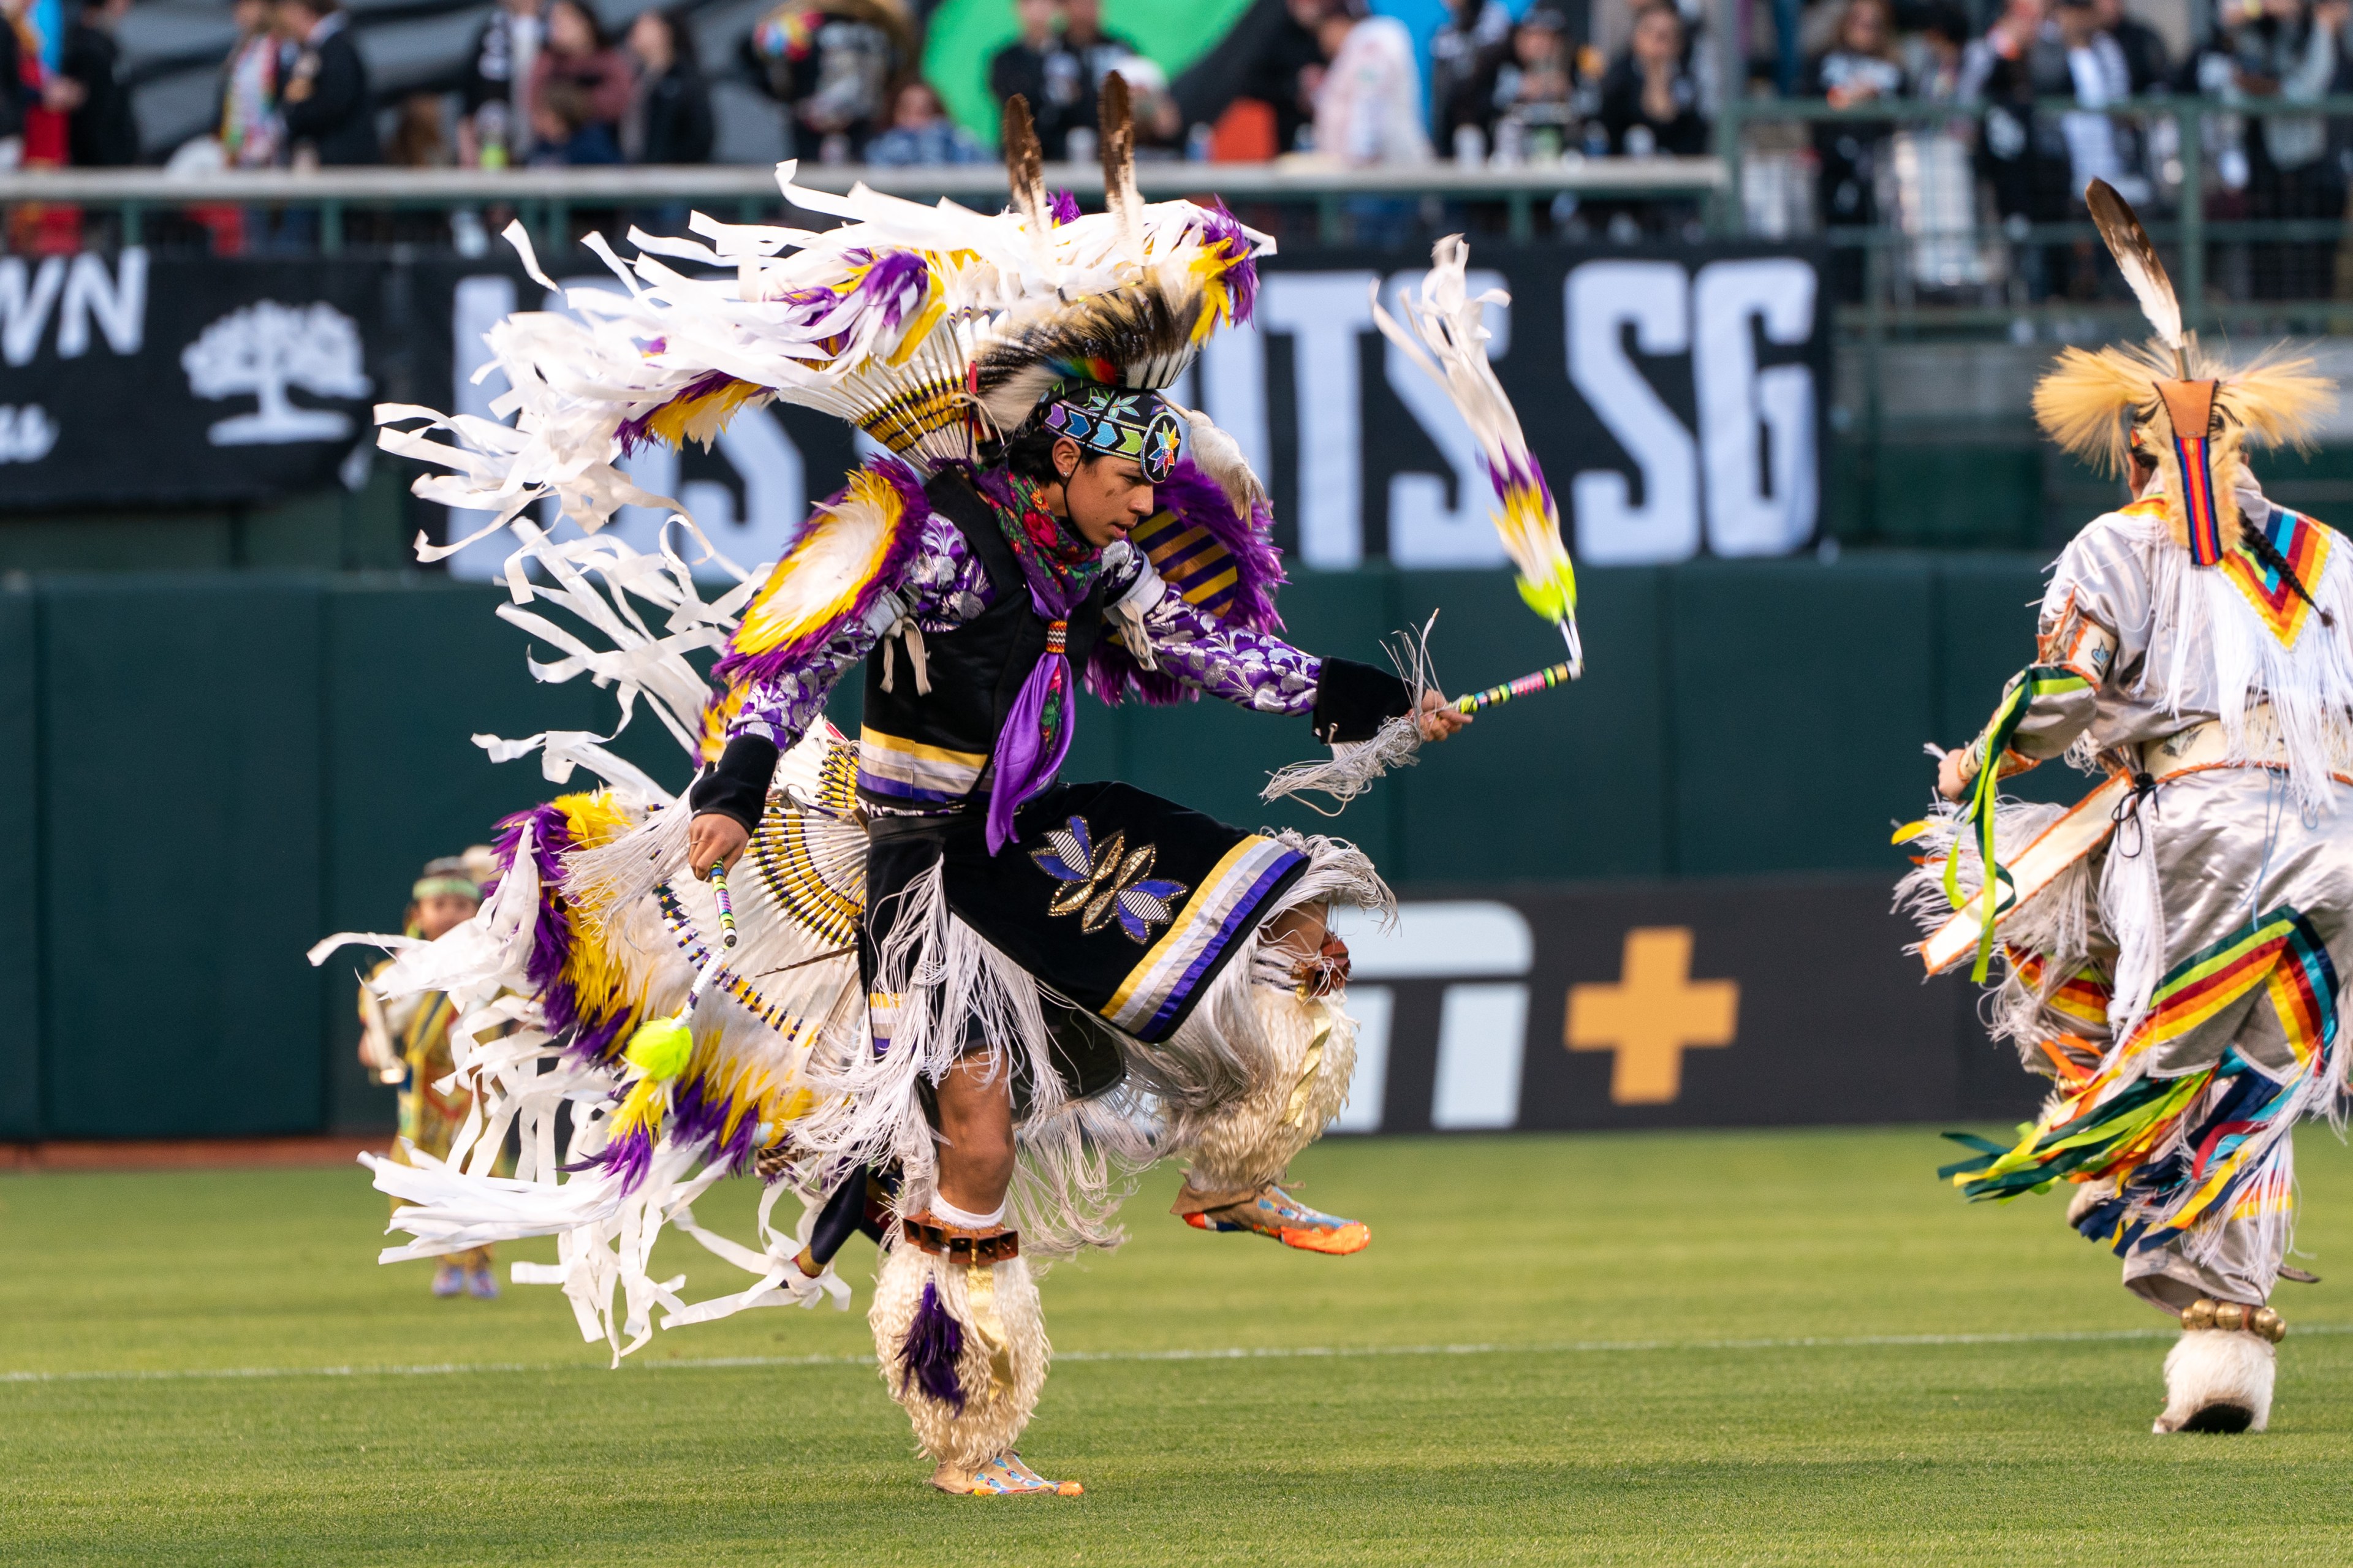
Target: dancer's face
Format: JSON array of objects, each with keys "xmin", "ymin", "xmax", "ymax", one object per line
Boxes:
[
  {"xmin": 410, "ymin": 893, "xmax": 479, "ymax": 942},
  {"xmin": 1052, "ymin": 440, "xmax": 1156, "ymax": 548}
]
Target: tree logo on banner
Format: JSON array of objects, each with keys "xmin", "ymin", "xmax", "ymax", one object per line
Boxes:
[
  {"xmin": 0, "ymin": 404, "xmax": 58, "ymax": 464},
  {"xmin": 180, "ymin": 300, "xmax": 373, "ymax": 446}
]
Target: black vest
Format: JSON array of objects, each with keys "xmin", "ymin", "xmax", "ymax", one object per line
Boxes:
[{"xmin": 856, "ymin": 470, "xmax": 1110, "ymax": 808}]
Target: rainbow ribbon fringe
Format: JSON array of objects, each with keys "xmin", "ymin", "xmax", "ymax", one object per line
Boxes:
[{"xmin": 1941, "ymin": 908, "xmax": 2340, "ymax": 1254}]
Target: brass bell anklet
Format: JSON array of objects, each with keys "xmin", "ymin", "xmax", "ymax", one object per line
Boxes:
[{"xmin": 2180, "ymin": 1297, "xmax": 2287, "ymax": 1342}]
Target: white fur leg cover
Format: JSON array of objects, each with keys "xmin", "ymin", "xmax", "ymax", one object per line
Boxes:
[
  {"xmin": 1183, "ymin": 989, "xmax": 1358, "ymax": 1194},
  {"xmin": 2156, "ymin": 1330, "xmax": 2276, "ymax": 1433},
  {"xmin": 868, "ymin": 1241, "xmax": 1050, "ymax": 1469}
]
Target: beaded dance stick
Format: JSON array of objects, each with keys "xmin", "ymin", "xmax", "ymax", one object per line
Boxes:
[
  {"xmin": 708, "ymin": 861, "xmax": 738, "ymax": 950},
  {"xmin": 1453, "ymin": 661, "xmax": 1576, "ymax": 714}
]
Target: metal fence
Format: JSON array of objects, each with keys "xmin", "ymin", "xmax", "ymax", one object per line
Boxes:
[
  {"xmin": 13, "ymin": 99, "xmax": 2353, "ymax": 548},
  {"xmin": 1715, "ymin": 96, "xmax": 2353, "ymax": 548},
  {"xmin": 0, "ymin": 157, "xmax": 1728, "ymax": 253}
]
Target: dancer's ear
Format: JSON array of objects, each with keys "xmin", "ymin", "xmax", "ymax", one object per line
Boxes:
[{"xmin": 1052, "ymin": 435, "xmax": 1082, "ymax": 481}]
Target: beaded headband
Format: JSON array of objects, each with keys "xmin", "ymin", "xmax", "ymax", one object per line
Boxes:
[{"xmin": 1042, "ymin": 384, "xmax": 1183, "ymax": 484}]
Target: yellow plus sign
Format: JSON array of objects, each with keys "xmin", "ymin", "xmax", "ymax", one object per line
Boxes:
[{"xmin": 1564, "ymin": 928, "xmax": 1740, "ymax": 1105}]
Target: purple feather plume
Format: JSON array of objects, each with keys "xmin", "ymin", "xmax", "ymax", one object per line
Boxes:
[
  {"xmin": 1197, "ymin": 202, "xmax": 1260, "ymax": 326},
  {"xmin": 897, "ymin": 1279, "xmax": 966, "ymax": 1412},
  {"xmin": 1047, "ymin": 189, "xmax": 1081, "ymax": 225},
  {"xmin": 710, "ymin": 455, "xmax": 932, "ymax": 691},
  {"xmin": 488, "ymin": 802, "xmax": 635, "ymax": 1067},
  {"xmin": 669, "ymin": 1070, "xmax": 762, "ymax": 1173},
  {"xmin": 616, "ymin": 369, "xmax": 736, "ymax": 455},
  {"xmin": 1086, "ymin": 455, "xmax": 1288, "ymax": 708},
  {"xmin": 567, "ymin": 1120, "xmax": 654, "ymax": 1191},
  {"xmin": 848, "ymin": 249, "xmax": 932, "ymax": 331}
]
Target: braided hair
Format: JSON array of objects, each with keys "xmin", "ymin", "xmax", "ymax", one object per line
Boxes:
[{"xmin": 2241, "ymin": 515, "xmax": 2335, "ymax": 628}]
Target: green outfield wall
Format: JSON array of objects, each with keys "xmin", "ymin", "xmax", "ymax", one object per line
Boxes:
[{"xmin": 0, "ymin": 555, "xmax": 2076, "ymax": 1143}]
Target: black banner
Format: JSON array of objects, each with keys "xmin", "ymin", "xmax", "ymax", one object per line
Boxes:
[
  {"xmin": 1327, "ymin": 876, "xmax": 2037, "ymax": 1135},
  {"xmin": 0, "ymin": 250, "xmax": 507, "ymax": 509},
  {"xmin": 1, "ymin": 241, "xmax": 1828, "ymax": 574}
]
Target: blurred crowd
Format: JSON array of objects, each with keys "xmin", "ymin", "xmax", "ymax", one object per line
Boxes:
[
  {"xmin": 1748, "ymin": 0, "xmax": 2353, "ymax": 299},
  {"xmin": 4, "ymin": 0, "xmax": 2352, "ymax": 296}
]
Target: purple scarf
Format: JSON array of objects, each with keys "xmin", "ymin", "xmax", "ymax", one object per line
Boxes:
[{"xmin": 971, "ymin": 469, "xmax": 1104, "ymax": 854}]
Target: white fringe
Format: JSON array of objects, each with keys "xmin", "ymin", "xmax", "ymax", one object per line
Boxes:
[
  {"xmin": 2137, "ymin": 494, "xmax": 2353, "ymax": 815},
  {"xmin": 868, "ymin": 1243, "xmax": 1049, "ymax": 1469},
  {"xmin": 1893, "ymin": 795, "xmax": 2098, "ymax": 1072},
  {"xmin": 1261, "ymin": 623, "xmax": 1439, "ymax": 812},
  {"xmin": 791, "ymin": 831, "xmax": 1390, "ymax": 1262}
]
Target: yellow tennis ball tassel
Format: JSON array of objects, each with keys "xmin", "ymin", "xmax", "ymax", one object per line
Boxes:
[{"xmin": 624, "ymin": 1015, "xmax": 694, "ymax": 1082}]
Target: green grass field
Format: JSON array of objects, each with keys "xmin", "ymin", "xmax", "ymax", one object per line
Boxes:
[{"xmin": 8, "ymin": 1126, "xmax": 2353, "ymax": 1565}]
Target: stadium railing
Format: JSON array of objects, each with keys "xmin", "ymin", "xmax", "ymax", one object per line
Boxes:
[
  {"xmin": 0, "ymin": 156, "xmax": 1729, "ymax": 252},
  {"xmin": 1715, "ymin": 95, "xmax": 2353, "ymax": 549}
]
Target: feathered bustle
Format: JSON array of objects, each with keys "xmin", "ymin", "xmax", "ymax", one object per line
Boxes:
[
  {"xmin": 711, "ymin": 455, "xmax": 931, "ymax": 691},
  {"xmin": 379, "ymin": 77, "xmax": 1270, "ymax": 567}
]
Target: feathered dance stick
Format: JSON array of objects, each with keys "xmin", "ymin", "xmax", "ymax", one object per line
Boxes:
[{"xmin": 1371, "ymin": 236, "xmax": 1582, "ymax": 676}]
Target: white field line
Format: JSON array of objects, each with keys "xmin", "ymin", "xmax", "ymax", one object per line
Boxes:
[{"xmin": 7, "ymin": 1323, "xmax": 2352, "ymax": 1387}]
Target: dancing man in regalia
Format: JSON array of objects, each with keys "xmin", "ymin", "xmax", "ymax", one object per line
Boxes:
[
  {"xmin": 325, "ymin": 81, "xmax": 1578, "ymax": 1494},
  {"xmin": 1905, "ymin": 181, "xmax": 2353, "ymax": 1436}
]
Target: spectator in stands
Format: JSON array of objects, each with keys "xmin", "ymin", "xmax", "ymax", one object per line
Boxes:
[
  {"xmin": 1804, "ymin": 0, "xmax": 1903, "ymax": 298},
  {"xmin": 4, "ymin": 0, "xmax": 77, "ymax": 248},
  {"xmin": 1480, "ymin": 6, "xmax": 1585, "ymax": 163},
  {"xmin": 2047, "ymin": 0, "xmax": 2142, "ymax": 202},
  {"xmin": 1063, "ymin": 0, "xmax": 1140, "ymax": 92},
  {"xmin": 528, "ymin": 0, "xmax": 631, "ymax": 164},
  {"xmin": 2096, "ymin": 0, "xmax": 2170, "ymax": 93},
  {"xmin": 276, "ymin": 0, "xmax": 376, "ymax": 167},
  {"xmin": 868, "ymin": 78, "xmax": 985, "ymax": 164},
  {"xmin": 1430, "ymin": 0, "xmax": 1512, "ymax": 157},
  {"xmin": 745, "ymin": 0, "xmax": 914, "ymax": 164},
  {"xmin": 1596, "ymin": 2, "xmax": 1707, "ymax": 158},
  {"xmin": 1243, "ymin": 0, "xmax": 1327, "ymax": 156},
  {"xmin": 1904, "ymin": 1, "xmax": 1972, "ymax": 101},
  {"xmin": 460, "ymin": 0, "xmax": 543, "ymax": 167},
  {"xmin": 624, "ymin": 7, "xmax": 714, "ymax": 164},
  {"xmin": 1115, "ymin": 54, "xmax": 1188, "ymax": 152},
  {"xmin": 990, "ymin": 0, "xmax": 1083, "ymax": 157},
  {"xmin": 1308, "ymin": 0, "xmax": 1431, "ymax": 165},
  {"xmin": 0, "ymin": 0, "xmax": 45, "ymax": 170},
  {"xmin": 1961, "ymin": 0, "xmax": 2075, "ymax": 296},
  {"xmin": 384, "ymin": 90, "xmax": 447, "ymax": 165},
  {"xmin": 1056, "ymin": 0, "xmax": 1142, "ymax": 156},
  {"xmin": 214, "ymin": 0, "xmax": 285, "ymax": 170},
  {"xmin": 56, "ymin": 0, "xmax": 138, "ymax": 167},
  {"xmin": 531, "ymin": 81, "xmax": 620, "ymax": 162}
]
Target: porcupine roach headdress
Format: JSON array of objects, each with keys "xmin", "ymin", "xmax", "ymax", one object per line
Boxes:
[
  {"xmin": 2033, "ymin": 180, "xmax": 2333, "ymax": 570},
  {"xmin": 379, "ymin": 75, "xmax": 1271, "ymax": 556}
]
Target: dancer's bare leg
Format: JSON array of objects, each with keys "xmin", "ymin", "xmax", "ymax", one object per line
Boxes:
[{"xmin": 934, "ymin": 1055, "xmax": 1016, "ymax": 1216}]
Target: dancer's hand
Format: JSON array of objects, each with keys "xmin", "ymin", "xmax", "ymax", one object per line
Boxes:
[
  {"xmin": 1417, "ymin": 691, "xmax": 1471, "ymax": 742},
  {"xmin": 1936, "ymin": 748, "xmax": 1968, "ymax": 802},
  {"xmin": 687, "ymin": 812, "xmax": 750, "ymax": 878}
]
